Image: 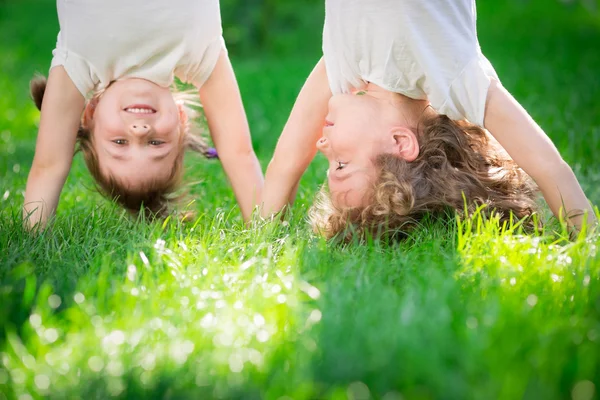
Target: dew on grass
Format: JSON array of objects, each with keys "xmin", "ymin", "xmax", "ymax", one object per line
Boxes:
[
  {"xmin": 170, "ymin": 340, "xmax": 194, "ymax": 364},
  {"xmin": 510, "ymin": 277, "xmax": 517, "ymax": 286},
  {"xmin": 140, "ymin": 353, "xmax": 156, "ymax": 371},
  {"xmin": 527, "ymin": 294, "xmax": 538, "ymax": 307},
  {"xmin": 43, "ymin": 328, "xmax": 59, "ymax": 343},
  {"xmin": 18, "ymin": 394, "xmax": 33, "ymax": 400},
  {"xmin": 300, "ymin": 281, "xmax": 321, "ymax": 299},
  {"xmin": 572, "ymin": 380, "xmax": 595, "ymax": 400},
  {"xmin": 21, "ymin": 355, "xmax": 35, "ymax": 370},
  {"xmin": 466, "ymin": 317, "xmax": 478, "ymax": 329},
  {"xmin": 228, "ymin": 353, "xmax": 244, "ymax": 373},
  {"xmin": 271, "ymin": 284, "xmax": 282, "ymax": 294},
  {"xmin": 551, "ymin": 274, "xmax": 563, "ymax": 283},
  {"xmin": 308, "ymin": 309, "xmax": 322, "ymax": 324},
  {"xmin": 34, "ymin": 374, "xmax": 50, "ymax": 390},
  {"xmin": 13, "ymin": 164, "xmax": 20, "ymax": 173},
  {"xmin": 200, "ymin": 313, "xmax": 215, "ymax": 328},
  {"xmin": 140, "ymin": 370, "xmax": 153, "ymax": 385},
  {"xmin": 233, "ymin": 301, "xmax": 243, "ymax": 309},
  {"xmin": 48, "ymin": 294, "xmax": 61, "ymax": 309},
  {"xmin": 583, "ymin": 275, "xmax": 591, "ymax": 286},
  {"xmin": 347, "ymin": 381, "xmax": 370, "ymax": 400},
  {"xmin": 88, "ymin": 356, "xmax": 104, "ymax": 372},
  {"xmin": 2, "ymin": 190, "xmax": 9, "ymax": 201},
  {"xmin": 202, "ymin": 268, "xmax": 208, "ymax": 276},
  {"xmin": 131, "ymin": 288, "xmax": 140, "ymax": 296},
  {"xmin": 57, "ymin": 362, "xmax": 70, "ymax": 375},
  {"xmin": 248, "ymin": 349, "xmax": 263, "ymax": 366},
  {"xmin": 237, "ymin": 315, "xmax": 250, "ymax": 327},
  {"xmin": 29, "ymin": 314, "xmax": 42, "ymax": 328},
  {"xmin": 256, "ymin": 330, "xmax": 270, "ymax": 343},
  {"xmin": 180, "ymin": 296, "xmax": 190, "ymax": 308},
  {"xmin": 108, "ymin": 379, "xmax": 125, "ymax": 396},
  {"xmin": 103, "ymin": 330, "xmax": 126, "ymax": 346},
  {"xmin": 11, "ymin": 368, "xmax": 26, "ymax": 384},
  {"xmin": 127, "ymin": 265, "xmax": 137, "ymax": 281},
  {"xmin": 253, "ymin": 314, "xmax": 265, "ymax": 327},
  {"xmin": 139, "ymin": 251, "xmax": 150, "ymax": 266},
  {"xmin": 277, "ymin": 294, "xmax": 287, "ymax": 304},
  {"xmin": 74, "ymin": 292, "xmax": 85, "ymax": 304},
  {"xmin": 587, "ymin": 329, "xmax": 598, "ymax": 342}
]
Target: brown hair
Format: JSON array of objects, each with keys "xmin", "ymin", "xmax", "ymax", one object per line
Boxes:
[
  {"xmin": 309, "ymin": 114, "xmax": 540, "ymax": 241},
  {"xmin": 30, "ymin": 75, "xmax": 215, "ymax": 219}
]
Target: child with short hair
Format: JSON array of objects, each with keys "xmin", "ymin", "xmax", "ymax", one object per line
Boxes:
[
  {"xmin": 24, "ymin": 0, "xmax": 263, "ymax": 228},
  {"xmin": 262, "ymin": 0, "xmax": 595, "ymax": 239}
]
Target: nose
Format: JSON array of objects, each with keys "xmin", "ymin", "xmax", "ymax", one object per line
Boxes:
[
  {"xmin": 316, "ymin": 137, "xmax": 330, "ymax": 154},
  {"xmin": 129, "ymin": 123, "xmax": 151, "ymax": 137}
]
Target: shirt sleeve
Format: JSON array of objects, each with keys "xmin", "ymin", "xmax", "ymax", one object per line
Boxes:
[
  {"xmin": 437, "ymin": 53, "xmax": 498, "ymax": 127},
  {"xmin": 176, "ymin": 36, "xmax": 227, "ymax": 89},
  {"xmin": 50, "ymin": 33, "xmax": 97, "ymax": 98}
]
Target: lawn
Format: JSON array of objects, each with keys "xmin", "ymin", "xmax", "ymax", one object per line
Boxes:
[{"xmin": 1, "ymin": 1, "xmax": 600, "ymax": 399}]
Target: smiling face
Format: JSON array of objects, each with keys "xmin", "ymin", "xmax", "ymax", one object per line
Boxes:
[
  {"xmin": 85, "ymin": 78, "xmax": 185, "ymax": 190},
  {"xmin": 316, "ymin": 89, "xmax": 422, "ymax": 208}
]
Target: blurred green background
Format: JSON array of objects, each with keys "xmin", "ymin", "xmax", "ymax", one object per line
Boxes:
[{"xmin": 1, "ymin": 1, "xmax": 600, "ymax": 399}]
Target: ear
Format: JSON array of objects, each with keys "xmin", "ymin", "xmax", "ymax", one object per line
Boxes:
[
  {"xmin": 82, "ymin": 98, "xmax": 98, "ymax": 129},
  {"xmin": 390, "ymin": 126, "xmax": 419, "ymax": 162},
  {"xmin": 177, "ymin": 103, "xmax": 188, "ymax": 125}
]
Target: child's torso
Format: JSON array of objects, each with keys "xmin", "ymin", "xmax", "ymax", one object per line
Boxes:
[
  {"xmin": 53, "ymin": 0, "xmax": 223, "ymax": 96},
  {"xmin": 322, "ymin": 0, "xmax": 495, "ymax": 124}
]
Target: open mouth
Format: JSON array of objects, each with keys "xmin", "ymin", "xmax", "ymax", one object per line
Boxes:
[{"xmin": 124, "ymin": 105, "xmax": 156, "ymax": 114}]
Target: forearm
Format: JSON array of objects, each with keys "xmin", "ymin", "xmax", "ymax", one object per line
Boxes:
[
  {"xmin": 484, "ymin": 79, "xmax": 595, "ymax": 230},
  {"xmin": 23, "ymin": 165, "xmax": 70, "ymax": 229},
  {"xmin": 262, "ymin": 148, "xmax": 316, "ymax": 216},
  {"xmin": 219, "ymin": 149, "xmax": 264, "ymax": 221},
  {"xmin": 531, "ymin": 161, "xmax": 594, "ymax": 229},
  {"xmin": 261, "ymin": 58, "xmax": 331, "ymax": 217},
  {"xmin": 22, "ymin": 66, "xmax": 83, "ymax": 230}
]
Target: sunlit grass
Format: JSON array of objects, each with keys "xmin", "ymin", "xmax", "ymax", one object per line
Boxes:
[{"xmin": 1, "ymin": 0, "xmax": 600, "ymax": 399}]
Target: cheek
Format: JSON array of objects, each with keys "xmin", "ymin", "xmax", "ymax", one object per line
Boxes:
[{"xmin": 91, "ymin": 111, "xmax": 126, "ymax": 139}]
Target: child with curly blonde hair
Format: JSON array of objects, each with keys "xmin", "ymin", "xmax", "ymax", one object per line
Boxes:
[
  {"xmin": 262, "ymin": 0, "xmax": 595, "ymax": 239},
  {"xmin": 24, "ymin": 0, "xmax": 263, "ymax": 228}
]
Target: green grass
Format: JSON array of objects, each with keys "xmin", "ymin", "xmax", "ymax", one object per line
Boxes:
[{"xmin": 1, "ymin": 1, "xmax": 600, "ymax": 399}]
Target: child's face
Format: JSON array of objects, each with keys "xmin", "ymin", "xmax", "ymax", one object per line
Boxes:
[
  {"xmin": 86, "ymin": 79, "xmax": 184, "ymax": 189},
  {"xmin": 316, "ymin": 91, "xmax": 420, "ymax": 208},
  {"xmin": 316, "ymin": 92, "xmax": 399, "ymax": 208}
]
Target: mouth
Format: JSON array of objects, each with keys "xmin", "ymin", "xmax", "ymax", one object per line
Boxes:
[
  {"xmin": 124, "ymin": 104, "xmax": 157, "ymax": 114},
  {"xmin": 324, "ymin": 119, "xmax": 334, "ymax": 127}
]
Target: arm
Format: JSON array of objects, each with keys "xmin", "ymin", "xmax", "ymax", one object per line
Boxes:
[
  {"xmin": 199, "ymin": 50, "xmax": 263, "ymax": 221},
  {"xmin": 23, "ymin": 66, "xmax": 85, "ymax": 229},
  {"xmin": 261, "ymin": 58, "xmax": 332, "ymax": 217},
  {"xmin": 483, "ymin": 78, "xmax": 596, "ymax": 231}
]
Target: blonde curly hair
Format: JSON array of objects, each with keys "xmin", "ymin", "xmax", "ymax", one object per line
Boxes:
[{"xmin": 309, "ymin": 114, "xmax": 540, "ymax": 241}]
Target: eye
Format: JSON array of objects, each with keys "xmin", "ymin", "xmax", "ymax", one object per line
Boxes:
[
  {"xmin": 336, "ymin": 161, "xmax": 347, "ymax": 171},
  {"xmin": 112, "ymin": 139, "xmax": 127, "ymax": 145},
  {"xmin": 149, "ymin": 140, "xmax": 165, "ymax": 146}
]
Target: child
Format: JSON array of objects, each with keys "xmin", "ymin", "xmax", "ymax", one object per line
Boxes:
[
  {"xmin": 24, "ymin": 0, "xmax": 263, "ymax": 228},
  {"xmin": 262, "ymin": 0, "xmax": 595, "ymax": 239}
]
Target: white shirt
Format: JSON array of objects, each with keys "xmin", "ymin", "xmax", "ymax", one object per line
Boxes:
[
  {"xmin": 51, "ymin": 0, "xmax": 225, "ymax": 98},
  {"xmin": 323, "ymin": 0, "xmax": 497, "ymax": 126}
]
